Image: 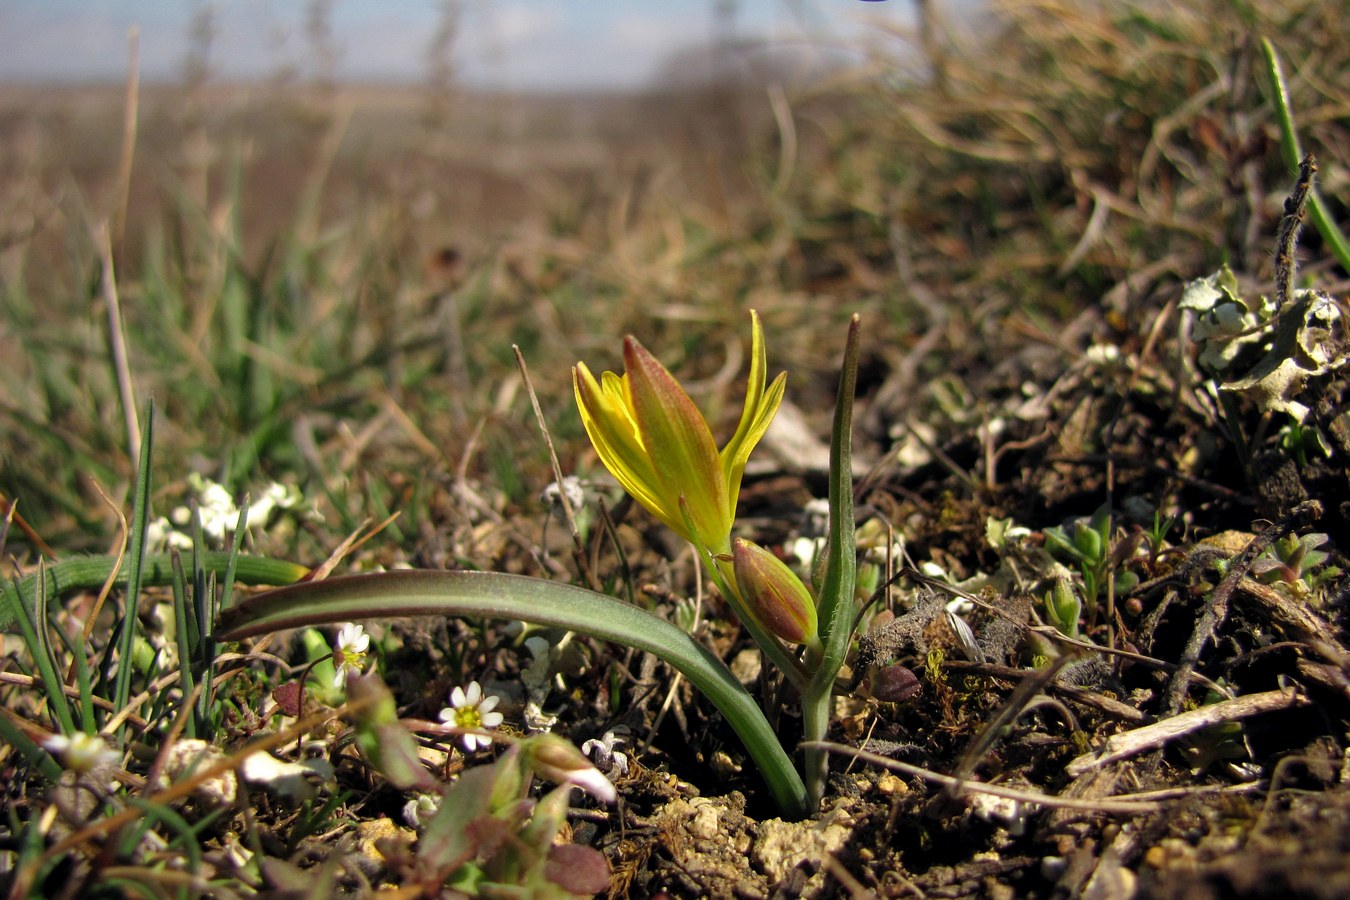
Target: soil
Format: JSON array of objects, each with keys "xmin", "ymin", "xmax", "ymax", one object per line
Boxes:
[{"xmin": 500, "ymin": 263, "xmax": 1350, "ymax": 897}]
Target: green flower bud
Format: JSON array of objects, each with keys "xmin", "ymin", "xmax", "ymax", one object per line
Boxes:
[
  {"xmin": 1046, "ymin": 576, "xmax": 1081, "ymax": 639},
  {"xmin": 731, "ymin": 538, "xmax": 819, "ymax": 646}
]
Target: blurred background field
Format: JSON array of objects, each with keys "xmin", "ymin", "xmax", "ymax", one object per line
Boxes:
[
  {"xmin": 1, "ymin": 0, "xmax": 1346, "ymax": 563},
  {"xmin": 4, "ymin": 1, "xmax": 1350, "ymax": 895},
  {"xmin": 3, "ymin": 0, "xmax": 1347, "ymax": 565}
]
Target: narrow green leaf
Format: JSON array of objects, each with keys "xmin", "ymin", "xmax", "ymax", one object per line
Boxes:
[
  {"xmin": 813, "ymin": 315, "xmax": 861, "ymax": 668},
  {"xmin": 170, "ymin": 550, "xmax": 196, "ymax": 740},
  {"xmin": 1, "ymin": 553, "xmax": 309, "ymax": 632},
  {"xmin": 802, "ymin": 314, "xmax": 862, "ymax": 805},
  {"xmin": 112, "ymin": 401, "xmax": 155, "ymax": 736},
  {"xmin": 1261, "ymin": 38, "xmax": 1350, "ymax": 272},
  {"xmin": 215, "ymin": 569, "xmax": 810, "ymax": 818},
  {"xmin": 10, "ymin": 565, "xmax": 75, "ymax": 736}
]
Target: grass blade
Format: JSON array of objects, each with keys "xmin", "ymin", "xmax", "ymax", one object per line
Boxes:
[
  {"xmin": 10, "ymin": 564, "xmax": 76, "ymax": 737},
  {"xmin": 1260, "ymin": 38, "xmax": 1350, "ymax": 272},
  {"xmin": 1, "ymin": 553, "xmax": 310, "ymax": 631},
  {"xmin": 170, "ymin": 550, "xmax": 196, "ymax": 739},
  {"xmin": 111, "ymin": 401, "xmax": 154, "ymax": 737}
]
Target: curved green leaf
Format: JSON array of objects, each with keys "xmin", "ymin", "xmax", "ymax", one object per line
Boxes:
[
  {"xmin": 214, "ymin": 569, "xmax": 810, "ymax": 818},
  {"xmin": 2, "ymin": 554, "xmax": 310, "ymax": 632}
]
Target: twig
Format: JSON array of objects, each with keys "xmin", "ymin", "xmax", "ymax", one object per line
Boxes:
[
  {"xmin": 941, "ymin": 659, "xmax": 1147, "ymax": 724},
  {"xmin": 952, "ymin": 654, "xmax": 1078, "ymax": 783},
  {"xmin": 1164, "ymin": 500, "xmax": 1321, "ymax": 715},
  {"xmin": 821, "ymin": 853, "xmax": 872, "ymax": 899},
  {"xmin": 904, "ymin": 567, "xmax": 1231, "ymax": 697},
  {"xmin": 1234, "ymin": 576, "xmax": 1348, "ymax": 655},
  {"xmin": 96, "ymin": 221, "xmax": 139, "ymax": 463},
  {"xmin": 804, "ymin": 741, "xmax": 1162, "ymax": 814},
  {"xmin": 1273, "ymin": 155, "xmax": 1316, "ymax": 314},
  {"xmin": 1067, "ymin": 687, "xmax": 1309, "ymax": 777},
  {"xmin": 514, "ymin": 346, "xmax": 595, "ymax": 589}
]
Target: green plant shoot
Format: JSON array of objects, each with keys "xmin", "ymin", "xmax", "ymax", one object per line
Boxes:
[{"xmin": 215, "ymin": 311, "xmax": 865, "ymax": 817}]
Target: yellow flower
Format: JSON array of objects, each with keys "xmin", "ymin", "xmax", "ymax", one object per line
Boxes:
[
  {"xmin": 573, "ymin": 311, "xmax": 784, "ymax": 554},
  {"xmin": 731, "ymin": 537, "xmax": 819, "ymax": 647}
]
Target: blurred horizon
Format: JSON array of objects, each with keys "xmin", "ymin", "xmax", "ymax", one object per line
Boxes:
[{"xmin": 0, "ymin": 0, "xmax": 964, "ymax": 93}]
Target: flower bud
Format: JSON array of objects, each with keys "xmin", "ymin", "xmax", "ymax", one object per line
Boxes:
[
  {"xmin": 524, "ymin": 734, "xmax": 617, "ymax": 804},
  {"xmin": 1046, "ymin": 576, "xmax": 1081, "ymax": 639},
  {"xmin": 731, "ymin": 538, "xmax": 819, "ymax": 646}
]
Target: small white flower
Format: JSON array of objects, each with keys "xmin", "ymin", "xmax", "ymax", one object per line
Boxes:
[
  {"xmin": 439, "ymin": 680, "xmax": 504, "ymax": 752},
  {"xmin": 190, "ymin": 475, "xmax": 241, "ymax": 542},
  {"xmin": 527, "ymin": 734, "xmax": 617, "ymax": 804},
  {"xmin": 146, "ymin": 516, "xmax": 194, "ymax": 552},
  {"xmin": 333, "ymin": 623, "xmax": 371, "ymax": 688},
  {"xmin": 43, "ymin": 731, "xmax": 119, "ymax": 775},
  {"xmin": 540, "ymin": 476, "xmax": 586, "ymax": 517},
  {"xmin": 403, "ymin": 792, "xmax": 440, "ymax": 829},
  {"xmin": 581, "ymin": 731, "xmax": 630, "ymax": 777},
  {"xmin": 244, "ymin": 482, "xmax": 302, "ymax": 530}
]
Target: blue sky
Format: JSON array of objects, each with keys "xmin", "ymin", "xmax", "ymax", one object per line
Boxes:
[{"xmin": 0, "ymin": 1, "xmax": 924, "ymax": 91}]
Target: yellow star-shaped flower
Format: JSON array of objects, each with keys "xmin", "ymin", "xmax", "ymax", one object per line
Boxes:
[{"xmin": 573, "ymin": 311, "xmax": 784, "ymax": 555}]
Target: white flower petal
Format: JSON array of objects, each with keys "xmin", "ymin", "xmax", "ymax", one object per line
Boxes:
[
  {"xmin": 43, "ymin": 734, "xmax": 72, "ymax": 754},
  {"xmin": 450, "ymin": 686, "xmax": 467, "ymax": 707},
  {"xmin": 566, "ymin": 766, "xmax": 617, "ymax": 804}
]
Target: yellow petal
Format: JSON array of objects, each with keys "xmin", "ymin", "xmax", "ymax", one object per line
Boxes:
[
  {"xmin": 573, "ymin": 364, "xmax": 684, "ymax": 534},
  {"xmin": 720, "ymin": 311, "xmax": 784, "ymax": 514},
  {"xmin": 623, "ymin": 336, "xmax": 730, "ymax": 548}
]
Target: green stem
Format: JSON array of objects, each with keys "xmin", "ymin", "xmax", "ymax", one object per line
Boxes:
[
  {"xmin": 802, "ymin": 315, "xmax": 861, "ymax": 805},
  {"xmin": 677, "ymin": 497, "xmax": 808, "ymax": 689},
  {"xmin": 214, "ymin": 569, "xmax": 811, "ymax": 819},
  {"xmin": 704, "ymin": 549, "xmax": 809, "ymax": 690}
]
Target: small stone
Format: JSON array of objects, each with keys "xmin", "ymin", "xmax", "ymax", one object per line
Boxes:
[
  {"xmin": 877, "ymin": 774, "xmax": 908, "ymax": 795},
  {"xmin": 357, "ymin": 817, "xmax": 413, "ymax": 863},
  {"xmin": 753, "ymin": 813, "xmax": 852, "ymax": 887},
  {"xmin": 687, "ymin": 800, "xmax": 720, "ymax": 841},
  {"xmin": 729, "ymin": 649, "xmax": 762, "ymax": 686}
]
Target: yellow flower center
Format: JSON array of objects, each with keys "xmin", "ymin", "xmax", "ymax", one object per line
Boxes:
[{"xmin": 337, "ymin": 648, "xmax": 367, "ymax": 672}]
